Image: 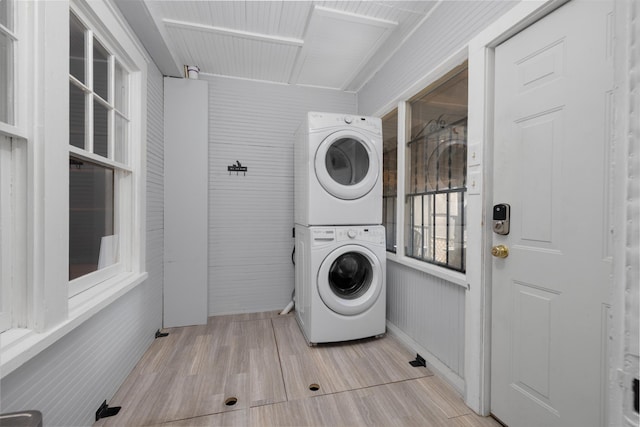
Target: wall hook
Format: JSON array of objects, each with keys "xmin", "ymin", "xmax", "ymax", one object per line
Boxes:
[{"xmin": 227, "ymin": 160, "xmax": 248, "ymax": 176}]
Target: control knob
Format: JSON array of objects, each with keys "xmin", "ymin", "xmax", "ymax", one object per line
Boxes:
[{"xmin": 347, "ymin": 229, "xmax": 357, "ymax": 239}]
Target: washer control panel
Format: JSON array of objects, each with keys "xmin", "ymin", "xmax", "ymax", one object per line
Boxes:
[
  {"xmin": 311, "ymin": 226, "xmax": 385, "ymax": 246},
  {"xmin": 336, "ymin": 227, "xmax": 385, "ymax": 245},
  {"xmin": 311, "ymin": 228, "xmax": 336, "ymax": 246}
]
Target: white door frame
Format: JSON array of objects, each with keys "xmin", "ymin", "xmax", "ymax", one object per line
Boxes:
[{"xmin": 464, "ymin": 0, "xmax": 633, "ymax": 422}]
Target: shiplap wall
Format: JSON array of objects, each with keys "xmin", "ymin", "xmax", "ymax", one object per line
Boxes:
[
  {"xmin": 205, "ymin": 75, "xmax": 356, "ymax": 315},
  {"xmin": 356, "ymin": 0, "xmax": 518, "ymax": 381},
  {"xmin": 0, "ymin": 63, "xmax": 164, "ymax": 426}
]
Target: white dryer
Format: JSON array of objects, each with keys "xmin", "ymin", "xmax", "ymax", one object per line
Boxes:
[
  {"xmin": 294, "ymin": 112, "xmax": 382, "ymax": 226},
  {"xmin": 294, "ymin": 224, "xmax": 386, "ymax": 345}
]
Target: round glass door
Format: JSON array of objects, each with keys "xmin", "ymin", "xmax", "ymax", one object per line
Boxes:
[
  {"xmin": 315, "ymin": 130, "xmax": 379, "ymax": 200},
  {"xmin": 328, "ymin": 252, "xmax": 372, "ymax": 299},
  {"xmin": 317, "ymin": 245, "xmax": 382, "ymax": 316}
]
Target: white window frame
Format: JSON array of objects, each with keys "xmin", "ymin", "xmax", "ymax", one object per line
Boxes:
[
  {"xmin": 0, "ymin": 0, "xmax": 148, "ymax": 379},
  {"xmin": 67, "ymin": 7, "xmax": 134, "ymax": 297},
  {"xmin": 0, "ymin": 0, "xmax": 16, "ymax": 133},
  {"xmin": 403, "ymin": 67, "xmax": 468, "ymax": 274},
  {"xmin": 382, "ymin": 109, "xmax": 398, "ymax": 254},
  {"xmin": 378, "ymin": 56, "xmax": 469, "ymax": 288},
  {"xmin": 0, "ymin": 0, "xmax": 28, "ymax": 335}
]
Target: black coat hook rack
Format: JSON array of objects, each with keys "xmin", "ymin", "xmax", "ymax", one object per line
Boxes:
[{"xmin": 228, "ymin": 160, "xmax": 248, "ymax": 176}]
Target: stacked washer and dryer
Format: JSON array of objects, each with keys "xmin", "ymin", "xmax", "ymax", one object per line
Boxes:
[{"xmin": 294, "ymin": 112, "xmax": 386, "ymax": 345}]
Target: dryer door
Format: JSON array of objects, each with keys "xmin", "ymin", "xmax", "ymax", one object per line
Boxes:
[
  {"xmin": 317, "ymin": 244, "xmax": 382, "ymax": 316},
  {"xmin": 314, "ymin": 130, "xmax": 379, "ymax": 200}
]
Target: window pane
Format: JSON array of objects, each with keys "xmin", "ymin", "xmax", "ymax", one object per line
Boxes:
[
  {"xmin": 410, "ymin": 69, "xmax": 468, "ymax": 140},
  {"xmin": 93, "ymin": 99, "xmax": 108, "ymax": 157},
  {"xmin": 383, "ymin": 196, "xmax": 396, "ymax": 252},
  {"xmin": 114, "ymin": 60, "xmax": 128, "ymax": 115},
  {"xmin": 0, "ymin": 33, "xmax": 12, "ymax": 125},
  {"xmin": 0, "ymin": 0, "xmax": 12, "ymax": 31},
  {"xmin": 434, "ymin": 193, "xmax": 448, "ymax": 264},
  {"xmin": 114, "ymin": 113, "xmax": 127, "ymax": 164},
  {"xmin": 69, "ymin": 83, "xmax": 85, "ymax": 149},
  {"xmin": 426, "ymin": 124, "xmax": 467, "ymax": 191},
  {"xmin": 69, "ymin": 158, "xmax": 115, "ymax": 281},
  {"xmin": 69, "ymin": 13, "xmax": 85, "ymax": 83},
  {"xmin": 406, "ymin": 195, "xmax": 425, "ymax": 259},
  {"xmin": 382, "ymin": 110, "xmax": 397, "ymax": 252},
  {"xmin": 93, "ymin": 37, "xmax": 109, "ymax": 100},
  {"xmin": 406, "ymin": 66, "xmax": 468, "ymax": 272},
  {"xmin": 448, "ymin": 191, "xmax": 465, "ymax": 271},
  {"xmin": 424, "ymin": 194, "xmax": 435, "ymax": 260},
  {"xmin": 0, "ymin": 135, "xmax": 12, "ymax": 332}
]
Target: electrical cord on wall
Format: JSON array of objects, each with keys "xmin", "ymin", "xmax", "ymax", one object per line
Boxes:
[{"xmin": 291, "ymin": 246, "xmax": 295, "ymax": 265}]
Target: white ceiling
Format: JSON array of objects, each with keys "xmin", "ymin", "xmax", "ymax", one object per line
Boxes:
[{"xmin": 116, "ymin": 1, "xmax": 439, "ymax": 91}]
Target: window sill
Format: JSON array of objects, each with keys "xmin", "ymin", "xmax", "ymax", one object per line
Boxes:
[
  {"xmin": 385, "ymin": 252, "xmax": 467, "ymax": 288},
  {"xmin": 0, "ymin": 271, "xmax": 148, "ymax": 379}
]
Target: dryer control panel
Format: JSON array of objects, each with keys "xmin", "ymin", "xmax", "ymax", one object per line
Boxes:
[{"xmin": 308, "ymin": 112, "xmax": 382, "ymax": 136}]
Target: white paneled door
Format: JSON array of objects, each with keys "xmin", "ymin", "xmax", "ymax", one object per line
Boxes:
[{"xmin": 491, "ymin": 1, "xmax": 614, "ymax": 426}]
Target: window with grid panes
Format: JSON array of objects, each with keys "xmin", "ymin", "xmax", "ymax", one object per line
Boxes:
[
  {"xmin": 0, "ymin": 0, "xmax": 14, "ymax": 125},
  {"xmin": 0, "ymin": 0, "xmax": 20, "ymax": 334},
  {"xmin": 68, "ymin": 10, "xmax": 131, "ymax": 295},
  {"xmin": 405, "ymin": 66, "xmax": 467, "ymax": 272},
  {"xmin": 382, "ymin": 109, "xmax": 398, "ymax": 253}
]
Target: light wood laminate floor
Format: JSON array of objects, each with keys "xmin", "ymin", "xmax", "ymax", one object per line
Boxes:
[{"xmin": 94, "ymin": 311, "xmax": 501, "ymax": 427}]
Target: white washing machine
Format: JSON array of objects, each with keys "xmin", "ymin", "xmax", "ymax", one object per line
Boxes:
[
  {"xmin": 294, "ymin": 224, "xmax": 386, "ymax": 345},
  {"xmin": 294, "ymin": 112, "xmax": 382, "ymax": 226}
]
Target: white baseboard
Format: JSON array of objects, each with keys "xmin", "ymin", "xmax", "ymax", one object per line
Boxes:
[{"xmin": 386, "ymin": 320, "xmax": 465, "ymax": 395}]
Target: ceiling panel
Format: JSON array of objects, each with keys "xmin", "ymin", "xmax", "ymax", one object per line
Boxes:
[
  {"xmin": 133, "ymin": 1, "xmax": 439, "ymax": 88},
  {"xmin": 164, "ymin": 23, "xmax": 301, "ymax": 83},
  {"xmin": 292, "ymin": 6, "xmax": 397, "ymax": 89}
]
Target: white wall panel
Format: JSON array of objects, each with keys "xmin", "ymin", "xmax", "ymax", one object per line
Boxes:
[
  {"xmin": 205, "ymin": 75, "xmax": 356, "ymax": 315},
  {"xmin": 0, "ymin": 64, "xmax": 164, "ymax": 426},
  {"xmin": 386, "ymin": 260, "xmax": 465, "ymax": 377},
  {"xmin": 145, "ymin": 62, "xmax": 165, "ymax": 327},
  {"xmin": 163, "ymin": 78, "xmax": 208, "ymax": 327},
  {"xmin": 358, "ymin": 1, "xmax": 518, "ymax": 116}
]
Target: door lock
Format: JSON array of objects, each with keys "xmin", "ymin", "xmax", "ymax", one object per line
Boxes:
[
  {"xmin": 492, "ymin": 203, "xmax": 510, "ymax": 235},
  {"xmin": 491, "ymin": 245, "xmax": 509, "ymax": 258}
]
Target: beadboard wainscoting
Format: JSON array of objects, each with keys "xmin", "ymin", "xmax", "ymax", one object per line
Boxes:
[
  {"xmin": 386, "ymin": 261, "xmax": 465, "ymax": 388},
  {"xmin": 0, "ymin": 63, "xmax": 165, "ymax": 427},
  {"xmin": 205, "ymin": 75, "xmax": 357, "ymax": 316}
]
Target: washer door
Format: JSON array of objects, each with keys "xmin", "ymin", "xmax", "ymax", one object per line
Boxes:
[
  {"xmin": 314, "ymin": 130, "xmax": 379, "ymax": 200},
  {"xmin": 317, "ymin": 244, "xmax": 382, "ymax": 316}
]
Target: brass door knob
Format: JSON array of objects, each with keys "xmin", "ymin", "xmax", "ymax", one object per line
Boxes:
[{"xmin": 491, "ymin": 244, "xmax": 509, "ymax": 258}]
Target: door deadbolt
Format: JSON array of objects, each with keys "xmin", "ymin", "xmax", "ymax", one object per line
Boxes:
[
  {"xmin": 491, "ymin": 245, "xmax": 509, "ymax": 258},
  {"xmin": 492, "ymin": 204, "xmax": 510, "ymax": 235}
]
